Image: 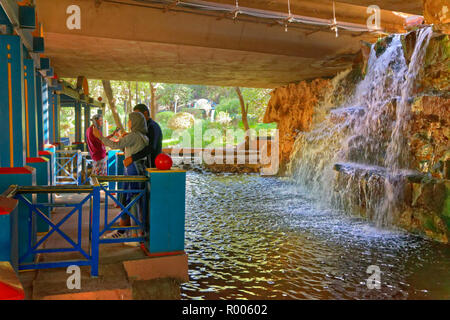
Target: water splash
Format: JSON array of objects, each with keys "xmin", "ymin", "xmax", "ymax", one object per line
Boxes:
[{"xmin": 288, "ymin": 27, "xmax": 434, "ymax": 228}]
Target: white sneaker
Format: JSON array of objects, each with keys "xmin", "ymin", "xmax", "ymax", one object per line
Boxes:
[{"xmin": 102, "ymin": 230, "xmax": 127, "ymax": 239}]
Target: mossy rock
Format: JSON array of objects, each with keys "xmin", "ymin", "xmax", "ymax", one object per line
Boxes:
[
  {"xmin": 374, "ymin": 36, "xmax": 393, "ymax": 57},
  {"xmin": 421, "ymin": 34, "xmax": 450, "ymax": 95}
]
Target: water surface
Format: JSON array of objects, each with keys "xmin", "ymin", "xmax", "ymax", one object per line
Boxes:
[{"xmin": 181, "ymin": 172, "xmax": 450, "ymax": 300}]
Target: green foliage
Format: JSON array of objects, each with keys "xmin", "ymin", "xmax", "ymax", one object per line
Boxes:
[
  {"xmin": 216, "ymin": 98, "xmax": 240, "ymax": 115},
  {"xmin": 60, "ymin": 79, "xmax": 272, "ymax": 145},
  {"xmin": 156, "ymin": 111, "xmax": 175, "ymax": 126},
  {"xmin": 157, "ymin": 84, "xmax": 194, "ymax": 109}
]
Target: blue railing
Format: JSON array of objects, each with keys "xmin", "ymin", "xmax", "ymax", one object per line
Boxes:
[
  {"xmin": 55, "ymin": 150, "xmax": 82, "ymax": 185},
  {"xmin": 5, "ymin": 184, "xmax": 100, "ymax": 276},
  {"xmin": 94, "ymin": 175, "xmax": 148, "ymax": 245},
  {"xmin": 3, "ymin": 175, "xmax": 149, "ymax": 277},
  {"xmin": 81, "ymin": 152, "xmax": 94, "ymax": 185}
]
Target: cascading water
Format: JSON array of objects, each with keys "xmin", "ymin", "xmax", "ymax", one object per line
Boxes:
[{"xmin": 288, "ymin": 27, "xmax": 434, "ymax": 228}]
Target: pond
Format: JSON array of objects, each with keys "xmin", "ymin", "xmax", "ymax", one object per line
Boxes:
[{"xmin": 181, "ymin": 172, "xmax": 450, "ymax": 300}]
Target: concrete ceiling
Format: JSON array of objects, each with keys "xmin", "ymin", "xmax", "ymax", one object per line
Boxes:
[
  {"xmin": 324, "ymin": 0, "xmax": 423, "ymax": 15},
  {"xmin": 36, "ymin": 0, "xmax": 416, "ymax": 88}
]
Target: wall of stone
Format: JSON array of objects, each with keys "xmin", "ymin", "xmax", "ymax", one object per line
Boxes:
[
  {"xmin": 263, "ymin": 27, "xmax": 449, "ymax": 242},
  {"xmin": 262, "ymin": 79, "xmax": 331, "ymax": 171}
]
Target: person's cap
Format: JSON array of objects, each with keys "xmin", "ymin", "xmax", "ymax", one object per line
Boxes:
[{"xmin": 133, "ymin": 104, "xmax": 150, "ymax": 114}]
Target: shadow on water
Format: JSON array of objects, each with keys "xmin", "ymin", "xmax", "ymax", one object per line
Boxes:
[{"xmin": 181, "ymin": 172, "xmax": 450, "ymax": 300}]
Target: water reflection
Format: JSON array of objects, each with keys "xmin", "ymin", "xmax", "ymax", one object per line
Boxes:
[{"xmin": 181, "ymin": 172, "xmax": 450, "ymax": 300}]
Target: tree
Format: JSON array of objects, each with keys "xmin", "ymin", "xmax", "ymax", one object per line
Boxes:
[
  {"xmin": 235, "ymin": 87, "xmax": 250, "ymax": 132},
  {"xmin": 149, "ymin": 82, "xmax": 159, "ymax": 119},
  {"xmin": 235, "ymin": 87, "xmax": 251, "ymax": 149},
  {"xmin": 102, "ymin": 80, "xmax": 125, "ymax": 132}
]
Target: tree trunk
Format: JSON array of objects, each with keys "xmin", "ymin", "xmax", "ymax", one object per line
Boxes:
[
  {"xmin": 135, "ymin": 81, "xmax": 139, "ymax": 104},
  {"xmin": 235, "ymin": 87, "xmax": 250, "ymax": 131},
  {"xmin": 149, "ymin": 82, "xmax": 158, "ymax": 119},
  {"xmin": 102, "ymin": 80, "xmax": 125, "ymax": 132},
  {"xmin": 235, "ymin": 87, "xmax": 250, "ymax": 149}
]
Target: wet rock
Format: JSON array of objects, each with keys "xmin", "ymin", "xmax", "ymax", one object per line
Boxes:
[
  {"xmin": 263, "ymin": 79, "xmax": 331, "ymax": 169},
  {"xmin": 409, "ymin": 96, "xmax": 450, "ymax": 179},
  {"xmin": 374, "ymin": 36, "xmax": 394, "ymax": 57},
  {"xmin": 418, "ymin": 34, "xmax": 450, "ymax": 96}
]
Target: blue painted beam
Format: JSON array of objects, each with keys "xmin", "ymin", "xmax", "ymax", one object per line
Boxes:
[
  {"xmin": 18, "ymin": 5, "xmax": 35, "ymax": 30},
  {"xmin": 0, "ymin": 1, "xmax": 37, "ymax": 60}
]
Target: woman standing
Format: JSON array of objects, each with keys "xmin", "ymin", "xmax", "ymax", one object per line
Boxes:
[{"xmin": 93, "ymin": 111, "xmax": 149, "ymax": 244}]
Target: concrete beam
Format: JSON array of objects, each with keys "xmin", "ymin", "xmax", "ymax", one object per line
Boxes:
[{"xmin": 34, "ymin": 0, "xmax": 412, "ymax": 87}]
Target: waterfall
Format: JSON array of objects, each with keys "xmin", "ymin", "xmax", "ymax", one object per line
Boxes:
[{"xmin": 288, "ymin": 27, "xmax": 434, "ymax": 227}]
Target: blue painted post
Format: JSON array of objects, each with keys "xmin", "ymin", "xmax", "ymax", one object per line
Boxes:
[
  {"xmin": 107, "ymin": 150, "xmax": 119, "ymax": 189},
  {"xmin": 76, "ymin": 150, "xmax": 82, "ymax": 185},
  {"xmin": 117, "ymin": 152, "xmax": 125, "ymax": 175},
  {"xmin": 49, "ymin": 90, "xmax": 57, "ymax": 147},
  {"xmin": 75, "ymin": 102, "xmax": 82, "ymax": 144},
  {"xmin": 0, "ymin": 35, "xmax": 37, "ymax": 264},
  {"xmin": 84, "ymin": 103, "xmax": 91, "ymax": 143},
  {"xmin": 145, "ymin": 169, "xmax": 186, "ymax": 254},
  {"xmin": 42, "ymin": 80, "xmax": 50, "ymax": 146},
  {"xmin": 91, "ymin": 185, "xmax": 100, "ymax": 277},
  {"xmin": 0, "ymin": 168, "xmax": 36, "ymax": 265},
  {"xmin": 44, "ymin": 145, "xmax": 56, "ymax": 186},
  {"xmin": 0, "ymin": 197, "xmax": 19, "ymax": 271},
  {"xmin": 53, "ymin": 93, "xmax": 60, "ymax": 146},
  {"xmin": 35, "ymin": 73, "xmax": 44, "ymax": 151},
  {"xmin": 26, "ymin": 158, "xmax": 50, "ymax": 233},
  {"xmin": 23, "ymin": 59, "xmax": 38, "ymax": 159},
  {"xmin": 23, "ymin": 59, "xmax": 51, "ymax": 232},
  {"xmin": 116, "ymin": 152, "xmax": 125, "ymax": 192},
  {"xmin": 0, "ymin": 35, "xmax": 26, "ymax": 168}
]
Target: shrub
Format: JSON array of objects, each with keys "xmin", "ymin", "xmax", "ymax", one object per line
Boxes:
[
  {"xmin": 156, "ymin": 111, "xmax": 175, "ymax": 126},
  {"xmin": 167, "ymin": 112, "xmax": 196, "ymax": 130},
  {"xmin": 215, "ymin": 98, "xmax": 240, "ymax": 116}
]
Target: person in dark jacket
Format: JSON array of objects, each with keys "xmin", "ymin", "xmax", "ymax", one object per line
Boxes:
[{"xmin": 123, "ymin": 104, "xmax": 163, "ymax": 168}]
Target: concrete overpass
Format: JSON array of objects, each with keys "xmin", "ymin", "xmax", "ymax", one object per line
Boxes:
[{"xmin": 36, "ymin": 0, "xmax": 422, "ymax": 88}]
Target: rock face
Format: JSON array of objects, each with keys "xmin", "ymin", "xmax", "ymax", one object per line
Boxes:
[
  {"xmin": 264, "ymin": 27, "xmax": 450, "ymax": 242},
  {"xmin": 263, "ymin": 80, "xmax": 331, "ymax": 170},
  {"xmin": 263, "ymin": 67, "xmax": 362, "ymax": 170},
  {"xmin": 410, "ymin": 96, "xmax": 450, "ymax": 180}
]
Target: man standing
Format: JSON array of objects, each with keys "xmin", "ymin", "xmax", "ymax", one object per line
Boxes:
[
  {"xmin": 86, "ymin": 114, "xmax": 108, "ymax": 176},
  {"xmin": 124, "ymin": 104, "xmax": 163, "ymax": 168}
]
